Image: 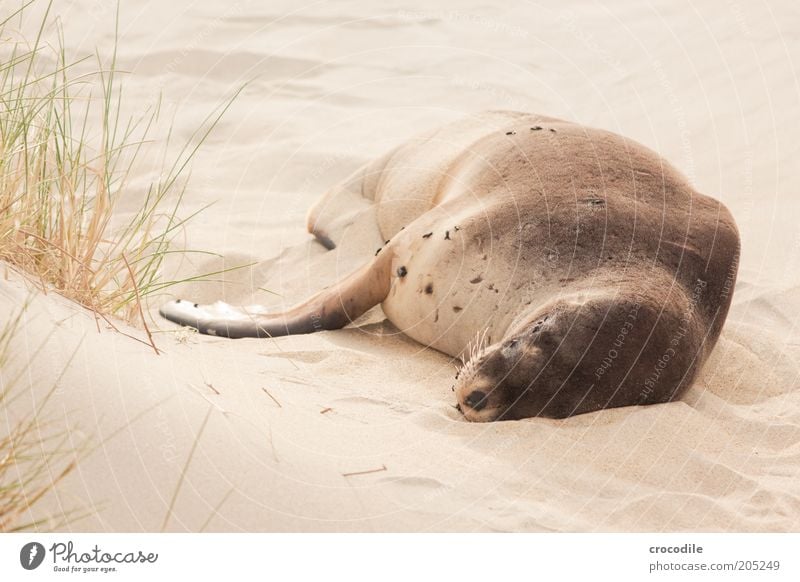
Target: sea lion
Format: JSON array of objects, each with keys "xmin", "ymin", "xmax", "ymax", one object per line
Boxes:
[{"xmin": 160, "ymin": 111, "xmax": 740, "ymax": 422}]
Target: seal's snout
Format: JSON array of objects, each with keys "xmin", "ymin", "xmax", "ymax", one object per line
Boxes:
[{"xmin": 464, "ymin": 390, "xmax": 488, "ymax": 411}]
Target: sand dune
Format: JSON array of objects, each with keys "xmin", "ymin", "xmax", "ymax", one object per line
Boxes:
[{"xmin": 2, "ymin": 0, "xmax": 799, "ymax": 531}]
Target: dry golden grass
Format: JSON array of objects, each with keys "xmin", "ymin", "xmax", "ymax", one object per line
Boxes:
[
  {"xmin": 1, "ymin": 0, "xmax": 241, "ymax": 530},
  {"xmin": 1, "ymin": 1, "xmax": 240, "ymax": 340}
]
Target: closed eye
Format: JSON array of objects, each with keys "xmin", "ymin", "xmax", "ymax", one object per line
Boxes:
[{"xmin": 500, "ymin": 339, "xmax": 520, "ymax": 358}]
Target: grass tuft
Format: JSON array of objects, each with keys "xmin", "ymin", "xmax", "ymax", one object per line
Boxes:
[
  {"xmin": 0, "ymin": 0, "xmax": 241, "ymax": 331},
  {"xmin": 0, "ymin": 0, "xmax": 244, "ymax": 531}
]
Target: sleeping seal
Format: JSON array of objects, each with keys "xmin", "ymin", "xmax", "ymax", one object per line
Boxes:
[{"xmin": 159, "ymin": 111, "xmax": 740, "ymax": 421}]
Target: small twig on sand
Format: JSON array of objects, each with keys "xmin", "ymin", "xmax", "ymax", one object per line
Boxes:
[
  {"xmin": 261, "ymin": 387, "xmax": 281, "ymax": 408},
  {"xmin": 121, "ymin": 253, "xmax": 159, "ymax": 355},
  {"xmin": 93, "ymin": 309, "xmax": 161, "ymax": 353},
  {"xmin": 319, "ymin": 407, "xmax": 333, "ymax": 414},
  {"xmin": 342, "ymin": 464, "xmax": 387, "ymax": 478}
]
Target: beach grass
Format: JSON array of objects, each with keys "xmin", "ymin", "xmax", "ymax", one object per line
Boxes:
[
  {"xmin": 0, "ymin": 0, "xmax": 240, "ymax": 345},
  {"xmin": 0, "ymin": 0, "xmax": 243, "ymax": 530}
]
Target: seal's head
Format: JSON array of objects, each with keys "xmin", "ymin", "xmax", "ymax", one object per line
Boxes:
[
  {"xmin": 453, "ymin": 292, "xmax": 685, "ymax": 421},
  {"xmin": 454, "ymin": 294, "xmax": 632, "ymax": 422},
  {"xmin": 454, "ymin": 311, "xmax": 566, "ymax": 422}
]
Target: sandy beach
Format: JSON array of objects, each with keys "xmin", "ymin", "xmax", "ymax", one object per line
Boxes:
[{"xmin": 2, "ymin": 0, "xmax": 799, "ymax": 531}]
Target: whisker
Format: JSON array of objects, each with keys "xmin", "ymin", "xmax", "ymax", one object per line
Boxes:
[{"xmin": 454, "ymin": 324, "xmax": 491, "ymax": 391}]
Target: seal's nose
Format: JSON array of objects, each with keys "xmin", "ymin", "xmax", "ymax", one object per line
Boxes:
[{"xmin": 464, "ymin": 390, "xmax": 488, "ymax": 411}]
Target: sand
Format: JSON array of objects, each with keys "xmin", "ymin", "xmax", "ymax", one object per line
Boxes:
[{"xmin": 2, "ymin": 0, "xmax": 799, "ymax": 531}]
